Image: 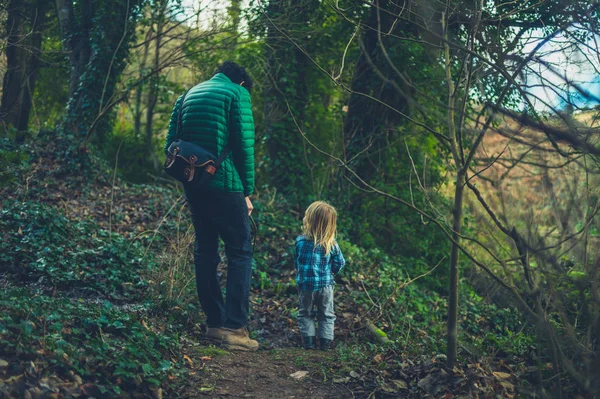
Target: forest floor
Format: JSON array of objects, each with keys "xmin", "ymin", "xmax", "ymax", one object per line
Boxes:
[
  {"xmin": 180, "ymin": 338, "xmax": 351, "ymax": 398},
  {"xmin": 0, "ymin": 136, "xmax": 535, "ymax": 398}
]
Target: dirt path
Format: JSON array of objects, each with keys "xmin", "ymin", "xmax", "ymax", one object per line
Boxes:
[{"xmin": 183, "ymin": 349, "xmax": 353, "ymax": 399}]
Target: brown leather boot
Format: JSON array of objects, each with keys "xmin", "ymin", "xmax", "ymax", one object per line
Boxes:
[
  {"xmin": 221, "ymin": 327, "xmax": 259, "ymax": 351},
  {"xmin": 205, "ymin": 327, "xmax": 228, "ymax": 342}
]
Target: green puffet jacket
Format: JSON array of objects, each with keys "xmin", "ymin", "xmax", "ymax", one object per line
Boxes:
[{"xmin": 165, "ymin": 73, "xmax": 255, "ymax": 196}]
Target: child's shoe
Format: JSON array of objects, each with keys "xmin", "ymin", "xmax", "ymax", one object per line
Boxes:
[
  {"xmin": 303, "ymin": 336, "xmax": 316, "ymax": 349},
  {"xmin": 319, "ymin": 338, "xmax": 332, "ymax": 351}
]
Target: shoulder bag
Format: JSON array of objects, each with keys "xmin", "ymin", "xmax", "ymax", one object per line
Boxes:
[{"xmin": 163, "ymin": 90, "xmax": 231, "ymax": 187}]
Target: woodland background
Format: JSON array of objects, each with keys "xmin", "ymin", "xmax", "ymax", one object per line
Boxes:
[{"xmin": 1, "ymin": 0, "xmax": 599, "ymax": 398}]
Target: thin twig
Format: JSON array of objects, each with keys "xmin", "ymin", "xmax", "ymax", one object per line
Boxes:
[{"xmin": 109, "ymin": 139, "xmax": 124, "ymax": 240}]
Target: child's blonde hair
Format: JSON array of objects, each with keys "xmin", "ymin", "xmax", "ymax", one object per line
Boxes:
[{"xmin": 302, "ymin": 201, "xmax": 337, "ymax": 255}]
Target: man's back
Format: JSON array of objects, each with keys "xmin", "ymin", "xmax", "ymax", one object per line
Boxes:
[
  {"xmin": 168, "ymin": 62, "xmax": 259, "ymax": 351},
  {"xmin": 165, "ymin": 72, "xmax": 255, "ymax": 196}
]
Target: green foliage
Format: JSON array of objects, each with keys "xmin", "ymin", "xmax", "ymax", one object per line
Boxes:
[
  {"xmin": 0, "ymin": 200, "xmax": 151, "ymax": 299},
  {"xmin": 32, "ymin": 23, "xmax": 70, "ymax": 130},
  {"xmin": 249, "ymin": 193, "xmax": 532, "ymax": 362},
  {"xmin": 461, "ymin": 290, "xmax": 535, "ymax": 359},
  {"xmin": 250, "ymin": 193, "xmax": 299, "ymax": 291},
  {"xmin": 0, "ymin": 194, "xmax": 185, "ymax": 395},
  {"xmin": 61, "ymin": 1, "xmax": 143, "ymax": 139},
  {"xmin": 0, "ymin": 138, "xmax": 31, "ymax": 188},
  {"xmin": 102, "ymin": 126, "xmax": 160, "ymax": 183},
  {"xmin": 248, "ymin": 0, "xmax": 358, "ymax": 201},
  {"xmin": 0, "ymin": 287, "xmax": 182, "ymax": 394}
]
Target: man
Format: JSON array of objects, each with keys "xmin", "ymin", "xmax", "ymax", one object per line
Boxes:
[{"xmin": 165, "ymin": 61, "xmax": 257, "ymax": 351}]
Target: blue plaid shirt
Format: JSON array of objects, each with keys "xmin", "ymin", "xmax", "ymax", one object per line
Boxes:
[{"xmin": 295, "ymin": 235, "xmax": 346, "ymax": 292}]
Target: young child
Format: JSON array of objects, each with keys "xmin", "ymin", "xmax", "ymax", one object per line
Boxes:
[{"xmin": 295, "ymin": 201, "xmax": 345, "ymax": 350}]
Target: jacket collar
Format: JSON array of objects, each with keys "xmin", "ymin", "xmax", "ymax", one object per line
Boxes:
[{"xmin": 211, "ymin": 73, "xmax": 232, "ymax": 83}]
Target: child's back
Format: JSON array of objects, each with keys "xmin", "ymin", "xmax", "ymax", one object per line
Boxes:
[
  {"xmin": 295, "ymin": 235, "xmax": 345, "ymax": 292},
  {"xmin": 295, "ymin": 201, "xmax": 345, "ymax": 350}
]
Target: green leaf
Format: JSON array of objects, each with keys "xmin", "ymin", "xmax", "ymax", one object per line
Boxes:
[
  {"xmin": 142, "ymin": 363, "xmax": 153, "ymax": 374},
  {"xmin": 159, "ymin": 360, "xmax": 171, "ymax": 371}
]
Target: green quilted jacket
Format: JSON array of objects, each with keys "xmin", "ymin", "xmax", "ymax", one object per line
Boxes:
[{"xmin": 164, "ymin": 73, "xmax": 255, "ymax": 196}]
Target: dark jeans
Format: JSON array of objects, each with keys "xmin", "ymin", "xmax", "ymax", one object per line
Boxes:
[{"xmin": 186, "ymin": 188, "xmax": 252, "ymax": 329}]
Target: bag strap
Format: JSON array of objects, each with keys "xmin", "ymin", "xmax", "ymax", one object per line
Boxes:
[
  {"xmin": 177, "ymin": 88, "xmax": 230, "ymax": 168},
  {"xmin": 214, "ymin": 146, "xmax": 231, "ymax": 168}
]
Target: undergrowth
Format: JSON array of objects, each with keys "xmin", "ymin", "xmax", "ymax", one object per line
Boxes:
[
  {"xmin": 0, "ymin": 135, "xmax": 541, "ymax": 397},
  {"xmin": 249, "ymin": 192, "xmax": 536, "ymax": 364},
  {"xmin": 0, "ymin": 201, "xmax": 150, "ymax": 299},
  {"xmin": 0, "ymin": 288, "xmax": 179, "ymax": 396},
  {"xmin": 0, "ymin": 199, "xmax": 185, "ymax": 397}
]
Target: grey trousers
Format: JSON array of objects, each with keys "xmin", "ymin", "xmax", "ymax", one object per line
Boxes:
[{"xmin": 297, "ymin": 285, "xmax": 336, "ymax": 340}]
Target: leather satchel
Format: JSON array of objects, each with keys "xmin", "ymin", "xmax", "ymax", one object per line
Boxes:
[{"xmin": 164, "ymin": 90, "xmax": 230, "ymax": 187}]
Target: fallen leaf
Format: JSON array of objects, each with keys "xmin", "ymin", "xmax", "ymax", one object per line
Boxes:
[
  {"xmin": 81, "ymin": 383, "xmax": 102, "ymax": 397},
  {"xmin": 333, "ymin": 377, "xmax": 350, "ymax": 383},
  {"xmin": 57, "ymin": 382, "xmax": 79, "ymax": 395},
  {"xmin": 151, "ymin": 387, "xmax": 162, "ymax": 399},
  {"xmin": 141, "ymin": 320, "xmax": 150, "ymax": 330},
  {"xmin": 392, "ymin": 379, "xmax": 408, "ymax": 390},
  {"xmin": 499, "ymin": 380, "xmax": 515, "ymax": 391},
  {"xmin": 183, "ymin": 355, "xmax": 194, "ymax": 366},
  {"xmin": 5, "ymin": 374, "xmax": 24, "ymax": 383},
  {"xmin": 350, "ymin": 370, "xmax": 360, "ymax": 378},
  {"xmin": 199, "ymin": 356, "xmax": 212, "ymax": 361},
  {"xmin": 290, "ymin": 371, "xmax": 309, "ymax": 380},
  {"xmin": 27, "ymin": 361, "xmax": 37, "ymax": 374},
  {"xmin": 0, "ymin": 359, "xmax": 8, "ymax": 367},
  {"xmin": 417, "ymin": 373, "xmax": 436, "ymax": 392},
  {"xmin": 373, "ymin": 354, "xmax": 383, "ymax": 363},
  {"xmin": 381, "ymin": 383, "xmax": 397, "ymax": 393},
  {"xmin": 493, "ymin": 371, "xmax": 511, "ymax": 379}
]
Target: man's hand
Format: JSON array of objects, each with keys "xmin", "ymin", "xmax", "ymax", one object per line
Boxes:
[{"xmin": 245, "ymin": 196, "xmax": 253, "ymax": 216}]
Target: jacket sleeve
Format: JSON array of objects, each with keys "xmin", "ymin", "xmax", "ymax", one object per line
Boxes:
[
  {"xmin": 331, "ymin": 244, "xmax": 346, "ymax": 275},
  {"xmin": 164, "ymin": 94, "xmax": 184, "ymax": 155},
  {"xmin": 294, "ymin": 240, "xmax": 301, "ymax": 271},
  {"xmin": 229, "ymin": 88, "xmax": 255, "ymax": 196}
]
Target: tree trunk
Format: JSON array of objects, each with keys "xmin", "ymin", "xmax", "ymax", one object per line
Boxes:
[
  {"xmin": 1, "ymin": 0, "xmax": 46, "ymax": 140},
  {"xmin": 145, "ymin": 3, "xmax": 164, "ymax": 173},
  {"xmin": 227, "ymin": 0, "xmax": 241, "ymax": 35},
  {"xmin": 447, "ymin": 171, "xmax": 464, "ymax": 367},
  {"xmin": 1, "ymin": 0, "xmax": 26, "ymax": 135},
  {"xmin": 342, "ymin": 0, "xmax": 412, "ymax": 181},
  {"xmin": 56, "ymin": 0, "xmax": 140, "ymax": 140},
  {"xmin": 55, "ymin": 0, "xmax": 92, "ymax": 135},
  {"xmin": 55, "ymin": 0, "xmax": 92, "ymax": 100},
  {"xmin": 263, "ymin": 0, "xmax": 312, "ymax": 200},
  {"xmin": 134, "ymin": 29, "xmax": 151, "ymax": 138},
  {"xmin": 443, "ymin": 13, "xmax": 462, "ymax": 367}
]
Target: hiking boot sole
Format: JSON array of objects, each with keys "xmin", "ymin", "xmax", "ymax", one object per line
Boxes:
[
  {"xmin": 223, "ymin": 343, "xmax": 258, "ymax": 351},
  {"xmin": 205, "ymin": 335, "xmax": 258, "ymax": 351}
]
